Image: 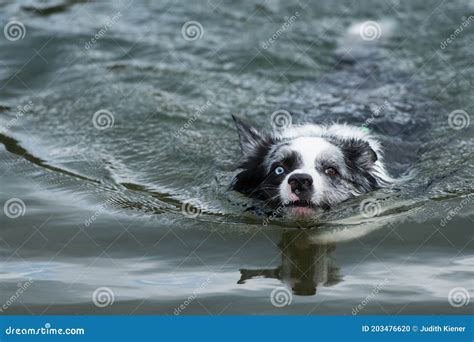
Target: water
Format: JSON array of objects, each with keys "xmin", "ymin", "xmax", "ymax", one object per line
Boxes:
[{"xmin": 0, "ymin": 0, "xmax": 473, "ymax": 315}]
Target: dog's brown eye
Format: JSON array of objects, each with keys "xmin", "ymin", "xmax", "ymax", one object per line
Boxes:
[{"xmin": 325, "ymin": 167, "xmax": 338, "ymax": 176}]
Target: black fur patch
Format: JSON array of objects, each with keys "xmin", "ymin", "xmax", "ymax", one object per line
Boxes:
[
  {"xmin": 328, "ymin": 137, "xmax": 380, "ymax": 192},
  {"xmin": 231, "ymin": 136, "xmax": 277, "ymax": 200},
  {"xmin": 232, "ymin": 139, "xmax": 303, "ymax": 206}
]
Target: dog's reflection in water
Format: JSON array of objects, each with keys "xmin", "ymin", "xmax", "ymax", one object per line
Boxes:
[{"xmin": 238, "ymin": 230, "xmax": 342, "ymax": 296}]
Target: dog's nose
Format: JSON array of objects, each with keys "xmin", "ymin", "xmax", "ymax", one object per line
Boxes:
[{"xmin": 288, "ymin": 173, "xmax": 313, "ymax": 194}]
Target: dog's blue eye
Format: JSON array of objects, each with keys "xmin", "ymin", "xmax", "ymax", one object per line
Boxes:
[{"xmin": 274, "ymin": 166, "xmax": 285, "ymax": 175}]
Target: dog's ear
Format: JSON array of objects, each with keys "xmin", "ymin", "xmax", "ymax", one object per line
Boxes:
[
  {"xmin": 339, "ymin": 138, "xmax": 378, "ymax": 170},
  {"xmin": 328, "ymin": 136, "xmax": 388, "ymax": 191},
  {"xmin": 232, "ymin": 115, "xmax": 262, "ymax": 155}
]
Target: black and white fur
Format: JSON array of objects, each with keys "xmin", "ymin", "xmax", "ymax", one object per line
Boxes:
[{"xmin": 231, "ymin": 116, "xmax": 393, "ymax": 217}]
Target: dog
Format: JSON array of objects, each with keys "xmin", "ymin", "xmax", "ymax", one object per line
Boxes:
[{"xmin": 231, "ymin": 115, "xmax": 393, "ymax": 217}]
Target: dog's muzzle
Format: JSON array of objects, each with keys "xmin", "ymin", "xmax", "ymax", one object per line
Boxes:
[{"xmin": 288, "ymin": 173, "xmax": 313, "ymax": 198}]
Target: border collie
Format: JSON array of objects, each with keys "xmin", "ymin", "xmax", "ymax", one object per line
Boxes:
[{"xmin": 231, "ymin": 115, "xmax": 393, "ymax": 217}]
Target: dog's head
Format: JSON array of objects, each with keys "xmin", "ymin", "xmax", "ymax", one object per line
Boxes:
[{"xmin": 231, "ymin": 116, "xmax": 391, "ymax": 217}]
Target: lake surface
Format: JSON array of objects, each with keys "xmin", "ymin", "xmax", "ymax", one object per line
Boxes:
[{"xmin": 0, "ymin": 0, "xmax": 473, "ymax": 315}]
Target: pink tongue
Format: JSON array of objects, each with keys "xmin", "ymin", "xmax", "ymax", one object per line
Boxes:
[
  {"xmin": 287, "ymin": 185, "xmax": 299, "ymax": 202},
  {"xmin": 289, "ymin": 206, "xmax": 314, "ymax": 217}
]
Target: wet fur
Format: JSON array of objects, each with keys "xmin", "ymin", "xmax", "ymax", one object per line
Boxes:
[{"xmin": 231, "ymin": 116, "xmax": 393, "ymax": 214}]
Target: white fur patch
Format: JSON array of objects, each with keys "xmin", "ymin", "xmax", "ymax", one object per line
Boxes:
[
  {"xmin": 271, "ymin": 124, "xmax": 393, "ymax": 209},
  {"xmin": 278, "ymin": 137, "xmax": 342, "ymax": 205}
]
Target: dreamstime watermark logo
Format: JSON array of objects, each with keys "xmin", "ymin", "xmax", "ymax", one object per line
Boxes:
[
  {"xmin": 84, "ymin": 11, "xmax": 122, "ymax": 50},
  {"xmin": 447, "ymin": 109, "xmax": 470, "ymax": 130},
  {"xmin": 4, "ymin": 323, "xmax": 85, "ymax": 336},
  {"xmin": 448, "ymin": 287, "xmax": 470, "ymax": 308},
  {"xmin": 4, "ymin": 198, "xmax": 26, "ymax": 218},
  {"xmin": 181, "ymin": 21, "xmax": 204, "ymax": 41},
  {"xmin": 270, "ymin": 109, "xmax": 292, "ymax": 130},
  {"xmin": 92, "ymin": 287, "xmax": 115, "ymax": 308},
  {"xmin": 263, "ymin": 200, "xmax": 290, "ymax": 226},
  {"xmin": 2, "ymin": 101, "xmax": 33, "ymax": 133},
  {"xmin": 440, "ymin": 16, "xmax": 474, "ymax": 50},
  {"xmin": 173, "ymin": 277, "xmax": 212, "ymax": 315},
  {"xmin": 270, "ymin": 287, "xmax": 292, "ymax": 308},
  {"xmin": 84, "ymin": 195, "xmax": 119, "ymax": 227},
  {"xmin": 261, "ymin": 12, "xmax": 300, "ymax": 49},
  {"xmin": 352, "ymin": 278, "xmax": 389, "ymax": 315},
  {"xmin": 181, "ymin": 198, "xmax": 203, "ymax": 218},
  {"xmin": 92, "ymin": 109, "xmax": 114, "ymax": 130},
  {"xmin": 173, "ymin": 100, "xmax": 212, "ymax": 138},
  {"xmin": 359, "ymin": 198, "xmax": 381, "ymax": 218},
  {"xmin": 362, "ymin": 100, "xmax": 389, "ymax": 131},
  {"xmin": 359, "ymin": 21, "xmax": 382, "ymax": 41},
  {"xmin": 0, "ymin": 278, "xmax": 34, "ymax": 313},
  {"xmin": 84, "ymin": 12, "xmax": 122, "ymax": 50},
  {"xmin": 440, "ymin": 193, "xmax": 473, "ymax": 227},
  {"xmin": 4, "ymin": 20, "xmax": 26, "ymax": 41}
]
